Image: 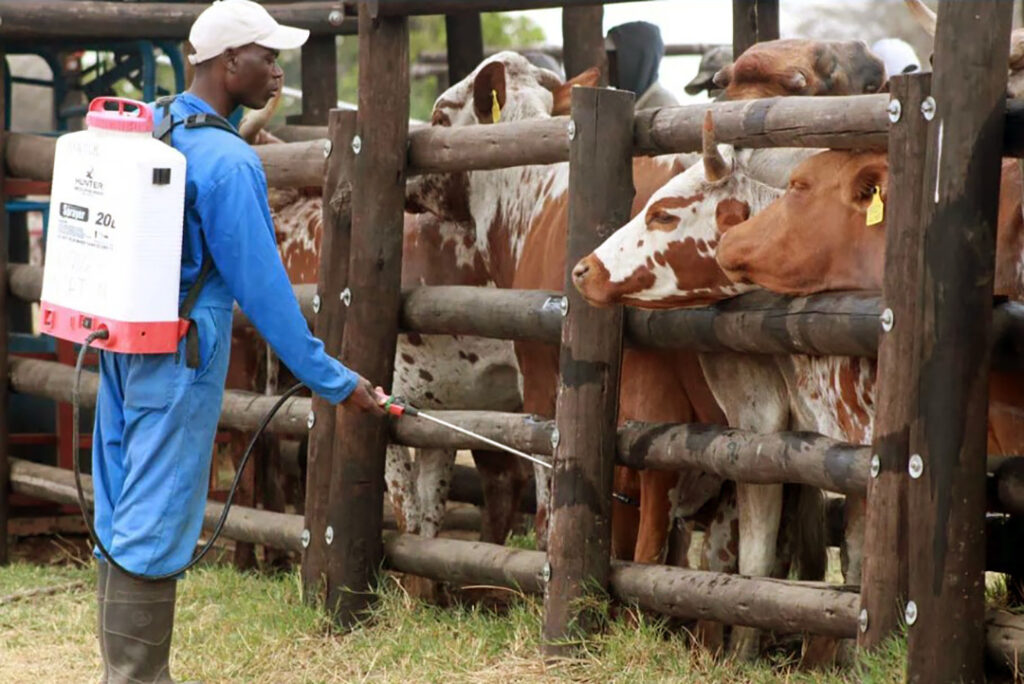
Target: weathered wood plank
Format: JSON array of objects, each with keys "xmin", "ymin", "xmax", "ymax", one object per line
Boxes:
[
  {"xmin": 444, "ymin": 12, "xmax": 484, "ymax": 85},
  {"xmin": 906, "ymin": 2, "xmax": 1013, "ymax": 682},
  {"xmin": 302, "ymin": 110, "xmax": 357, "ymax": 601},
  {"xmin": 0, "ymin": 1, "xmax": 357, "ymax": 39},
  {"xmin": 5, "ymin": 132, "xmax": 327, "ymax": 189},
  {"xmin": 297, "ymin": 36, "xmax": 339, "ymax": 125},
  {"xmin": 732, "ymin": 0, "xmax": 780, "ymax": 56},
  {"xmin": 562, "ymin": 6, "xmax": 606, "ymax": 81},
  {"xmin": 325, "ymin": 4, "xmax": 409, "ymax": 628},
  {"xmin": 543, "ymin": 87, "xmax": 633, "ymax": 652},
  {"xmin": 859, "ymin": 72, "xmax": 931, "ymax": 650}
]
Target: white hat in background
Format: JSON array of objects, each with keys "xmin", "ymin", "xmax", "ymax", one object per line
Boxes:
[
  {"xmin": 870, "ymin": 38, "xmax": 922, "ymax": 80},
  {"xmin": 188, "ymin": 0, "xmax": 310, "ymax": 65}
]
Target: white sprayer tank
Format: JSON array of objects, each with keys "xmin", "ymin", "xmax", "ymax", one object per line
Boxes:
[{"xmin": 40, "ymin": 97, "xmax": 186, "ymax": 353}]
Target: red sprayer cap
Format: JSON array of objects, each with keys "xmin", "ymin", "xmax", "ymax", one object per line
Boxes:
[{"xmin": 85, "ymin": 97, "xmax": 153, "ymax": 133}]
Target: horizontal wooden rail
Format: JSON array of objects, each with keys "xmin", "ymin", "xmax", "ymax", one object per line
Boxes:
[
  {"xmin": 11, "ymin": 267, "xmax": 1024, "ymax": 363},
  {"xmin": 0, "ymin": 1, "xmax": 356, "ymax": 40},
  {"xmin": 4, "ymin": 133, "xmax": 328, "ymax": 190},
  {"xmin": 13, "ymin": 100, "xmax": 1024, "ymax": 187}
]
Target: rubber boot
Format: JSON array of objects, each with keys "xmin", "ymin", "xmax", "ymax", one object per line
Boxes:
[
  {"xmin": 97, "ymin": 561, "xmax": 109, "ymax": 684},
  {"xmin": 102, "ymin": 565, "xmax": 181, "ymax": 684}
]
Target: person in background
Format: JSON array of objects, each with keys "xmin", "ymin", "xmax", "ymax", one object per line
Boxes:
[
  {"xmin": 870, "ymin": 37, "xmax": 923, "ymax": 80},
  {"xmin": 606, "ymin": 21, "xmax": 679, "ymax": 108},
  {"xmin": 684, "ymin": 45, "xmax": 733, "ymax": 99}
]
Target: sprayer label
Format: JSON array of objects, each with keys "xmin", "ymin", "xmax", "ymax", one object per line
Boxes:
[{"xmin": 59, "ymin": 202, "xmax": 89, "ymax": 222}]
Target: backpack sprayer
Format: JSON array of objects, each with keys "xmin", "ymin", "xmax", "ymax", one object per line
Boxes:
[{"xmin": 42, "ymin": 97, "xmax": 549, "ymax": 582}]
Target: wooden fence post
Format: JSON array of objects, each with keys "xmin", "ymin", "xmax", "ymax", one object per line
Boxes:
[
  {"xmin": 325, "ymin": 3, "xmax": 409, "ymax": 627},
  {"xmin": 906, "ymin": 2, "xmax": 1012, "ymax": 681},
  {"xmin": 732, "ymin": 0, "xmax": 779, "ymax": 56},
  {"xmin": 301, "ymin": 108, "xmax": 358, "ymax": 603},
  {"xmin": 562, "ymin": 5, "xmax": 606, "ymax": 82},
  {"xmin": 858, "ymin": 72, "xmax": 930, "ymax": 650},
  {"xmin": 295, "ymin": 36, "xmax": 338, "ymax": 125},
  {"xmin": 0, "ymin": 51, "xmax": 9, "ymax": 566},
  {"xmin": 444, "ymin": 12, "xmax": 483, "ymax": 85},
  {"xmin": 542, "ymin": 86, "xmax": 633, "ymax": 654}
]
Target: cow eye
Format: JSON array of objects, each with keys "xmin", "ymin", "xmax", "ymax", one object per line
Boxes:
[
  {"xmin": 651, "ymin": 211, "xmax": 674, "ymax": 224},
  {"xmin": 789, "ymin": 180, "xmax": 808, "ymax": 192}
]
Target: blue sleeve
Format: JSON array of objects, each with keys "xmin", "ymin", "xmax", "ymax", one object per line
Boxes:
[{"xmin": 197, "ymin": 162, "xmax": 359, "ymax": 404}]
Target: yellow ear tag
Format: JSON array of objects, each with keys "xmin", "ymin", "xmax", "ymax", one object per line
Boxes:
[
  {"xmin": 866, "ymin": 186, "xmax": 884, "ymax": 226},
  {"xmin": 491, "ymin": 89, "xmax": 501, "ymax": 123}
]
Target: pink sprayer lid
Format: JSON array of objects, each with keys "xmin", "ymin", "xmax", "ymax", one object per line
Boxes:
[{"xmin": 85, "ymin": 97, "xmax": 153, "ymax": 133}]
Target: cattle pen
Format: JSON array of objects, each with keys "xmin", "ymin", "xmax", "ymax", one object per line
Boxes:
[{"xmin": 1, "ymin": 1, "xmax": 1023, "ymax": 682}]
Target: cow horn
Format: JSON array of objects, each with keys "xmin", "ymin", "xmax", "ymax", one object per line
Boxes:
[
  {"xmin": 534, "ymin": 67, "xmax": 563, "ymax": 93},
  {"xmin": 702, "ymin": 110, "xmax": 730, "ymax": 182},
  {"xmin": 904, "ymin": 0, "xmax": 937, "ymax": 37}
]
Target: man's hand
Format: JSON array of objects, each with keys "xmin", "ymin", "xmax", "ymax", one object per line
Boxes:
[{"xmin": 341, "ymin": 376, "xmax": 387, "ymax": 416}]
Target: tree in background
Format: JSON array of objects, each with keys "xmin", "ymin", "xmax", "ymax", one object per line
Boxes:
[{"xmin": 276, "ymin": 13, "xmax": 545, "ymax": 123}]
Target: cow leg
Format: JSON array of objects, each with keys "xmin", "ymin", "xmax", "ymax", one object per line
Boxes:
[
  {"xmin": 513, "ymin": 340, "xmax": 558, "ymax": 551},
  {"xmin": 633, "ymin": 469, "xmax": 678, "ymax": 564},
  {"xmin": 695, "ymin": 483, "xmax": 738, "ymax": 656},
  {"xmin": 841, "ymin": 493, "xmax": 866, "ymax": 584},
  {"xmin": 385, "ymin": 444, "xmax": 420, "ymax": 534},
  {"xmin": 730, "ymin": 482, "xmax": 783, "ymax": 661},
  {"xmin": 472, "ymin": 449, "xmax": 527, "ymax": 545},
  {"xmin": 415, "ymin": 448, "xmax": 454, "ymax": 538},
  {"xmin": 611, "ymin": 465, "xmax": 641, "ymax": 560},
  {"xmin": 533, "ymin": 461, "xmax": 552, "ymax": 551}
]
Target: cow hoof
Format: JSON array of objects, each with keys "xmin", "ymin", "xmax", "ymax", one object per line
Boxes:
[
  {"xmin": 399, "ymin": 574, "xmax": 440, "ymax": 603},
  {"xmin": 799, "ymin": 635, "xmax": 839, "ymax": 670},
  {"xmin": 728, "ymin": 626, "xmax": 762, "ymax": 661},
  {"xmin": 692, "ymin": 620, "xmax": 725, "ymax": 657}
]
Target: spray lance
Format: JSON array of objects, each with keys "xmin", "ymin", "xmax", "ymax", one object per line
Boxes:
[{"xmin": 377, "ymin": 392, "xmax": 553, "ymax": 471}]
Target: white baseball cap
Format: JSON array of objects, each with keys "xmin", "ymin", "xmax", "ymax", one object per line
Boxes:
[
  {"xmin": 188, "ymin": 0, "xmax": 310, "ymax": 65},
  {"xmin": 870, "ymin": 38, "xmax": 922, "ymax": 80}
]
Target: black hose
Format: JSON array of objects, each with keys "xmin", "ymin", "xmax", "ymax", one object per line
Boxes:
[{"xmin": 73, "ymin": 328, "xmax": 306, "ymax": 581}]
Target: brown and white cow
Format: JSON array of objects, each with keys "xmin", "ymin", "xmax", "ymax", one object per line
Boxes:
[
  {"xmin": 716, "ymin": 149, "xmax": 1024, "ymax": 462},
  {"xmin": 409, "ymin": 51, "xmax": 733, "ymax": 567},
  {"xmin": 234, "ymin": 97, "xmax": 530, "ymax": 553}
]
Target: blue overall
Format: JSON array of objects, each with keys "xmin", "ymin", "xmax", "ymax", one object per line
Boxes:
[{"xmin": 91, "ymin": 93, "xmax": 359, "ymax": 576}]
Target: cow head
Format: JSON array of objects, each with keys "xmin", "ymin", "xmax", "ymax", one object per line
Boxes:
[
  {"xmin": 717, "ymin": 151, "xmax": 1024, "ymax": 298},
  {"xmin": 713, "ymin": 39, "xmax": 885, "ymax": 99},
  {"xmin": 406, "ymin": 52, "xmax": 601, "ymax": 222},
  {"xmin": 572, "ymin": 113, "xmax": 783, "ymax": 309},
  {"xmin": 716, "ymin": 151, "xmax": 889, "ymax": 295}
]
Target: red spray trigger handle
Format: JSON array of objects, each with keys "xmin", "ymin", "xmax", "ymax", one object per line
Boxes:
[{"xmin": 380, "ymin": 393, "xmax": 418, "ymax": 417}]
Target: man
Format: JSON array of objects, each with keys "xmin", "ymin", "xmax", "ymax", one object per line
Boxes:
[
  {"xmin": 91, "ymin": 1, "xmax": 384, "ymax": 681},
  {"xmin": 605, "ymin": 21, "xmax": 679, "ymax": 109},
  {"xmin": 684, "ymin": 45, "xmax": 733, "ymax": 99}
]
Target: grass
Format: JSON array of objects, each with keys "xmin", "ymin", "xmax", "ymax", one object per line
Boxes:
[{"xmin": 1, "ymin": 545, "xmax": 908, "ymax": 684}]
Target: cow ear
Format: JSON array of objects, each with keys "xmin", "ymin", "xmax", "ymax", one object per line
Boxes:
[
  {"xmin": 473, "ymin": 61, "xmax": 507, "ymax": 124},
  {"xmin": 551, "ymin": 67, "xmax": 602, "ymax": 116},
  {"xmin": 712, "ymin": 64, "xmax": 733, "ymax": 89},
  {"xmin": 783, "ymin": 68, "xmax": 809, "ymax": 93},
  {"xmin": 848, "ymin": 160, "xmax": 889, "ymax": 210}
]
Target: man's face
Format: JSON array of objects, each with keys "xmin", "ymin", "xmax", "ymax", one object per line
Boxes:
[{"xmin": 224, "ymin": 44, "xmax": 283, "ymax": 109}]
